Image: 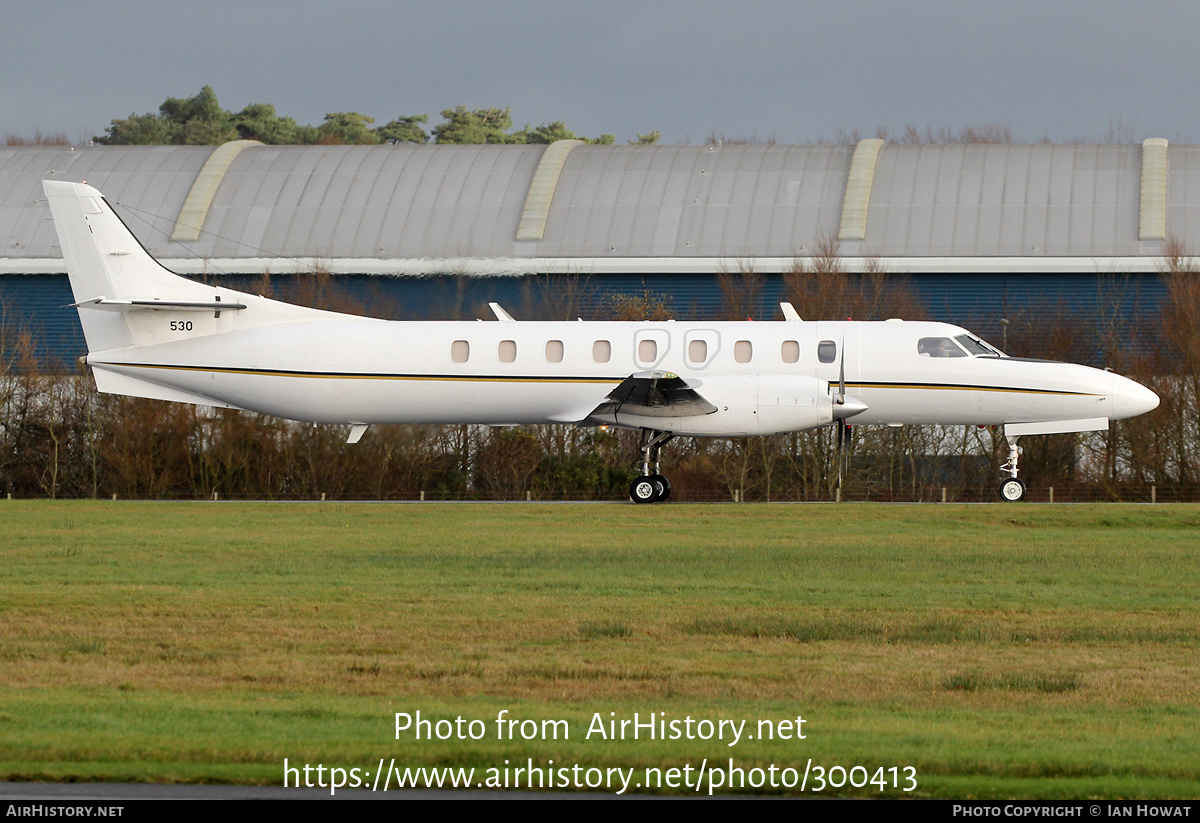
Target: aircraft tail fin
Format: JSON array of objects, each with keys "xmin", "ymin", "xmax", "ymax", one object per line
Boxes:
[
  {"xmin": 43, "ymin": 180, "xmax": 343, "ymax": 353},
  {"xmin": 44, "ymin": 180, "xmax": 220, "ymax": 351}
]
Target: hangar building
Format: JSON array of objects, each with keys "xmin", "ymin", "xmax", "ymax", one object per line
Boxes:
[{"xmin": 0, "ymin": 139, "xmax": 1189, "ymax": 366}]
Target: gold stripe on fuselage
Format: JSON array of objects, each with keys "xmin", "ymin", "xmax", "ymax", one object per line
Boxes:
[
  {"xmin": 94, "ymin": 364, "xmax": 1103, "ymax": 397},
  {"xmin": 95, "ymin": 361, "xmax": 622, "ymax": 384},
  {"xmin": 848, "ymin": 382, "xmax": 1098, "ymax": 397}
]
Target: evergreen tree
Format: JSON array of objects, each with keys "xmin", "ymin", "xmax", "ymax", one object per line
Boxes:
[
  {"xmin": 232, "ymin": 103, "xmax": 317, "ymax": 144},
  {"xmin": 432, "ymin": 106, "xmax": 515, "ymax": 144},
  {"xmin": 376, "ymin": 115, "xmax": 429, "ymax": 144},
  {"xmin": 316, "ymin": 112, "xmax": 380, "ymax": 145},
  {"xmin": 94, "ymin": 87, "xmax": 615, "ymax": 147},
  {"xmin": 97, "ymin": 85, "xmax": 235, "ymax": 145}
]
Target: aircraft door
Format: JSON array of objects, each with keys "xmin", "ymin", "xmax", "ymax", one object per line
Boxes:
[{"xmin": 634, "ymin": 329, "xmax": 670, "ymax": 369}]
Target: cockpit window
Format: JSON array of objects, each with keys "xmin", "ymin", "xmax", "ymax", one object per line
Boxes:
[
  {"xmin": 955, "ymin": 334, "xmax": 997, "ymax": 356},
  {"xmin": 917, "ymin": 337, "xmax": 968, "ymax": 358},
  {"xmin": 965, "ymin": 334, "xmax": 1004, "ymax": 356}
]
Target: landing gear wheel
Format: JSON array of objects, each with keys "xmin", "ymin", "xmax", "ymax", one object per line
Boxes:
[
  {"xmin": 630, "ymin": 475, "xmax": 659, "ymax": 504},
  {"xmin": 999, "ymin": 477, "xmax": 1027, "ymax": 502},
  {"xmin": 632, "ymin": 429, "xmax": 677, "ymax": 503},
  {"xmin": 653, "ymin": 475, "xmax": 671, "ymax": 502}
]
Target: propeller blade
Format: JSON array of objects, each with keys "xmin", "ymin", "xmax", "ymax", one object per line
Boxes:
[
  {"xmin": 837, "ymin": 335, "xmax": 846, "ymax": 405},
  {"xmin": 836, "ymin": 418, "xmax": 846, "ymax": 492}
]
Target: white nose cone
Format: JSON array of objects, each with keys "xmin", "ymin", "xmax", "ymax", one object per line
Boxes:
[
  {"xmin": 1111, "ymin": 374, "xmax": 1159, "ymax": 420},
  {"xmin": 833, "ymin": 396, "xmax": 868, "ymax": 420}
]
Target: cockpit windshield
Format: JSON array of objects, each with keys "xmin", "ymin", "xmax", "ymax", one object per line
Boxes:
[
  {"xmin": 955, "ymin": 334, "xmax": 1004, "ymax": 357},
  {"xmin": 918, "ymin": 334, "xmax": 1006, "ymax": 359},
  {"xmin": 917, "ymin": 337, "xmax": 967, "ymax": 358}
]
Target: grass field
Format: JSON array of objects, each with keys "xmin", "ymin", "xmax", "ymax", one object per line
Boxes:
[{"xmin": 1, "ymin": 501, "xmax": 1198, "ymax": 797}]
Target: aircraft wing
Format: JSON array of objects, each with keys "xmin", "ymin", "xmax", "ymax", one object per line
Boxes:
[{"xmin": 579, "ymin": 370, "xmax": 718, "ymax": 424}]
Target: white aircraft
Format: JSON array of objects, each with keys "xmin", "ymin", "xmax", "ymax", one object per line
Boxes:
[{"xmin": 43, "ymin": 180, "xmax": 1159, "ymax": 502}]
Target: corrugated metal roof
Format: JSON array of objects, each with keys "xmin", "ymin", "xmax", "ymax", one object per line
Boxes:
[
  {"xmin": 0, "ymin": 145, "xmax": 212, "ymax": 260},
  {"xmin": 197, "ymin": 143, "xmax": 542, "ymax": 260},
  {"xmin": 860, "ymin": 143, "xmax": 1144, "ymax": 257},
  {"xmin": 0, "ymin": 142, "xmax": 1195, "ymax": 274},
  {"xmin": 534, "ymin": 144, "xmax": 853, "ymax": 257}
]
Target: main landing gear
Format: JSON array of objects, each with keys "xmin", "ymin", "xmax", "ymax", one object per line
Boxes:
[
  {"xmin": 999, "ymin": 435, "xmax": 1027, "ymax": 502},
  {"xmin": 629, "ymin": 430, "xmax": 675, "ymax": 504}
]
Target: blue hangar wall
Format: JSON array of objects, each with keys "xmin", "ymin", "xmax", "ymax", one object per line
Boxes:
[{"xmin": 0, "ymin": 270, "xmax": 1163, "ymax": 370}]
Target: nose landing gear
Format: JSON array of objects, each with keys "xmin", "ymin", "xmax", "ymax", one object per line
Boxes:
[
  {"xmin": 1000, "ymin": 476, "xmax": 1027, "ymax": 502},
  {"xmin": 629, "ymin": 430, "xmax": 674, "ymax": 504},
  {"xmin": 999, "ymin": 435, "xmax": 1027, "ymax": 501}
]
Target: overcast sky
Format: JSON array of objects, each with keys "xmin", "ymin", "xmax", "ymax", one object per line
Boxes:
[{"xmin": 4, "ymin": 0, "xmax": 1198, "ymax": 145}]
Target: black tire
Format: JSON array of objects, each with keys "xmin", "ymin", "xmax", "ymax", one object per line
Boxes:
[
  {"xmin": 630, "ymin": 475, "xmax": 659, "ymax": 504},
  {"xmin": 653, "ymin": 474, "xmax": 671, "ymax": 502},
  {"xmin": 999, "ymin": 477, "xmax": 1027, "ymax": 502}
]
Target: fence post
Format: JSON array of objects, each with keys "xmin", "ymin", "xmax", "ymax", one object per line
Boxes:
[
  {"xmin": 1049, "ymin": 486, "xmax": 1054, "ymax": 504},
  {"xmin": 1151, "ymin": 485, "xmax": 1157, "ymax": 504}
]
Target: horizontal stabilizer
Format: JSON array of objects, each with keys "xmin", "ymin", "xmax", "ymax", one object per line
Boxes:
[{"xmin": 70, "ymin": 297, "xmax": 247, "ymax": 312}]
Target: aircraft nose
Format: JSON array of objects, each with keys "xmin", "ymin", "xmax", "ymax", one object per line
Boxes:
[{"xmin": 1111, "ymin": 374, "xmax": 1159, "ymax": 420}]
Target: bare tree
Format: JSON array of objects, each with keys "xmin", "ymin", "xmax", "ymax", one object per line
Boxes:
[{"xmin": 718, "ymin": 260, "xmax": 765, "ymax": 320}]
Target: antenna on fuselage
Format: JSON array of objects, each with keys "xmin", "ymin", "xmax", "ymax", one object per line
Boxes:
[{"xmin": 489, "ymin": 302, "xmax": 516, "ymax": 322}]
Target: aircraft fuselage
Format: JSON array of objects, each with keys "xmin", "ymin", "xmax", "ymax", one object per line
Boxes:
[{"xmin": 85, "ymin": 317, "xmax": 1156, "ymax": 438}]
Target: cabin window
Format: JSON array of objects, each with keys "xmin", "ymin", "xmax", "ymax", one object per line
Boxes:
[
  {"xmin": 545, "ymin": 340, "xmax": 564, "ymax": 363},
  {"xmin": 688, "ymin": 339, "xmax": 708, "ymax": 363},
  {"xmin": 638, "ymin": 339, "xmax": 658, "ymax": 363},
  {"xmin": 817, "ymin": 340, "xmax": 837, "ymax": 363},
  {"xmin": 917, "ymin": 337, "xmax": 967, "ymax": 358},
  {"xmin": 734, "ymin": 340, "xmax": 752, "ymax": 363},
  {"xmin": 593, "ymin": 340, "xmax": 612, "ymax": 363},
  {"xmin": 451, "ymin": 340, "xmax": 470, "ymax": 363},
  {"xmin": 781, "ymin": 340, "xmax": 800, "ymax": 363},
  {"xmin": 499, "ymin": 340, "xmax": 517, "ymax": 363}
]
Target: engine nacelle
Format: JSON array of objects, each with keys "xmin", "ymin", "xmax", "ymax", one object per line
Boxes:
[{"xmin": 611, "ymin": 374, "xmax": 837, "ymax": 437}]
